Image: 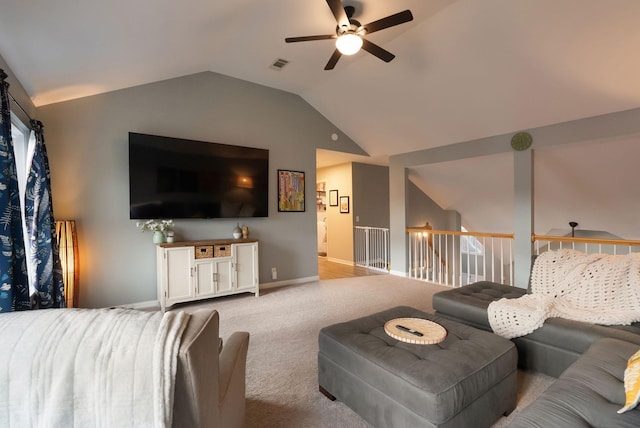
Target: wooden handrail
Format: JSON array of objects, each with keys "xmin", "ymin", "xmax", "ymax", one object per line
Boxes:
[
  {"xmin": 407, "ymin": 229, "xmax": 640, "ymax": 247},
  {"xmin": 406, "ymin": 228, "xmax": 514, "ymax": 240},
  {"xmin": 532, "ymin": 234, "xmax": 640, "ymax": 247}
]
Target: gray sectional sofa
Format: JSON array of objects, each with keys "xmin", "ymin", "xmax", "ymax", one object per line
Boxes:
[
  {"xmin": 433, "ymin": 281, "xmax": 640, "ymax": 426},
  {"xmin": 433, "ymin": 281, "xmax": 640, "ymax": 377},
  {"xmin": 509, "ymin": 338, "xmax": 640, "ymax": 427}
]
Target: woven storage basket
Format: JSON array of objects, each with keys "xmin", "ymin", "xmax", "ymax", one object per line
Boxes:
[
  {"xmin": 214, "ymin": 245, "xmax": 231, "ymax": 257},
  {"xmin": 195, "ymin": 245, "xmax": 213, "ymax": 259}
]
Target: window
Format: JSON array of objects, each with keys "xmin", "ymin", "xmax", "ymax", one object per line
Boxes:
[
  {"xmin": 460, "ymin": 226, "xmax": 484, "ymax": 255},
  {"xmin": 10, "ymin": 112, "xmax": 31, "ymax": 200},
  {"xmin": 10, "ymin": 113, "xmax": 36, "ymax": 293},
  {"xmin": 460, "ymin": 226, "xmax": 485, "ymax": 284}
]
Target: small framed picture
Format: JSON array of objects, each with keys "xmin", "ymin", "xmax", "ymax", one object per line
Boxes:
[
  {"xmin": 340, "ymin": 196, "xmax": 350, "ymax": 213},
  {"xmin": 329, "ymin": 189, "xmax": 339, "ymax": 207},
  {"xmin": 278, "ymin": 169, "xmax": 305, "ymax": 212}
]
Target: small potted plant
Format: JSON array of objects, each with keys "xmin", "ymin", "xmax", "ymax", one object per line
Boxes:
[{"xmin": 136, "ymin": 219, "xmax": 174, "ymax": 244}]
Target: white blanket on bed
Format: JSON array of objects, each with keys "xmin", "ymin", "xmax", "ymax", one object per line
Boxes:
[
  {"xmin": 0, "ymin": 308, "xmax": 189, "ymax": 427},
  {"xmin": 488, "ymin": 249, "xmax": 640, "ymax": 339}
]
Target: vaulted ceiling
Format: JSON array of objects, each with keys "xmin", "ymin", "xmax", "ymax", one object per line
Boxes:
[{"xmin": 1, "ymin": 0, "xmax": 639, "ymax": 238}]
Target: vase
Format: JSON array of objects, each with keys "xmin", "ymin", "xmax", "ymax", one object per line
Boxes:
[
  {"xmin": 153, "ymin": 231, "xmax": 165, "ymax": 244},
  {"xmin": 233, "ymin": 223, "xmax": 242, "ymax": 239}
]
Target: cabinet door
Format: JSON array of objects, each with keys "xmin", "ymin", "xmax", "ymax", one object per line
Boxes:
[
  {"xmin": 195, "ymin": 260, "xmax": 216, "ymax": 297},
  {"xmin": 234, "ymin": 242, "xmax": 259, "ymax": 292},
  {"xmin": 215, "ymin": 258, "xmax": 234, "ymax": 294},
  {"xmin": 164, "ymin": 246, "xmax": 195, "ymax": 304}
]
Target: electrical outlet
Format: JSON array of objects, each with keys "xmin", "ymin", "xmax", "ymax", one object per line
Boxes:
[{"xmin": 271, "ymin": 267, "xmax": 277, "ymax": 280}]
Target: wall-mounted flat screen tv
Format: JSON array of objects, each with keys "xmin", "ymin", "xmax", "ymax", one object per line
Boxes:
[{"xmin": 129, "ymin": 132, "xmax": 269, "ymax": 219}]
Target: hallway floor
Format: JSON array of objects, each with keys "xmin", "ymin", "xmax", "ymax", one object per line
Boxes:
[{"xmin": 318, "ymin": 256, "xmax": 385, "ymax": 280}]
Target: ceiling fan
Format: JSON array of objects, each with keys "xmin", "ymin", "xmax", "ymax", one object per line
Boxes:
[{"xmin": 285, "ymin": 0, "xmax": 414, "ymax": 70}]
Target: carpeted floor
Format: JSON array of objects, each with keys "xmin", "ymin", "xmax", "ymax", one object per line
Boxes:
[{"xmin": 173, "ymin": 274, "xmax": 555, "ymax": 427}]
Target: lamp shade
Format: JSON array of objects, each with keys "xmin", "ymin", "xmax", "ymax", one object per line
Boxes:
[
  {"xmin": 336, "ymin": 34, "xmax": 363, "ymax": 55},
  {"xmin": 56, "ymin": 220, "xmax": 79, "ymax": 307}
]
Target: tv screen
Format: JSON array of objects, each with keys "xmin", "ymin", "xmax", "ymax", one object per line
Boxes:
[{"xmin": 129, "ymin": 132, "xmax": 269, "ymax": 219}]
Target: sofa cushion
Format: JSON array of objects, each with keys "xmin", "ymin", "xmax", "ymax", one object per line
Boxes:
[
  {"xmin": 523, "ymin": 317, "xmax": 640, "ymax": 355},
  {"xmin": 508, "ymin": 338, "xmax": 640, "ymax": 427},
  {"xmin": 607, "ymin": 323, "xmax": 640, "ymax": 336},
  {"xmin": 432, "ymin": 281, "xmax": 526, "ymax": 330}
]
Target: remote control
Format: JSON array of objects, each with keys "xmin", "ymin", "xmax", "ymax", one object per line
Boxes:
[{"xmin": 396, "ymin": 324, "xmax": 423, "ymax": 337}]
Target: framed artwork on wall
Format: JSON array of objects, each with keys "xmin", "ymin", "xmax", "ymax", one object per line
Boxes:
[
  {"xmin": 278, "ymin": 169, "xmax": 305, "ymax": 212},
  {"xmin": 340, "ymin": 196, "xmax": 350, "ymax": 213},
  {"xmin": 329, "ymin": 189, "xmax": 338, "ymax": 206}
]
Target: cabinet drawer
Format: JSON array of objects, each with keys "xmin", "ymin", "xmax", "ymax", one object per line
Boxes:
[{"xmin": 195, "ymin": 245, "xmax": 213, "ymax": 259}]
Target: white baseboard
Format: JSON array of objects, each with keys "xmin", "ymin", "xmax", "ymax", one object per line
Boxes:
[
  {"xmin": 326, "ymin": 257, "xmax": 353, "ymax": 266},
  {"xmin": 389, "ymin": 270, "xmax": 407, "ymax": 277},
  {"xmin": 115, "ymin": 276, "xmax": 321, "ymax": 308},
  {"xmin": 260, "ymin": 276, "xmax": 319, "ymax": 290}
]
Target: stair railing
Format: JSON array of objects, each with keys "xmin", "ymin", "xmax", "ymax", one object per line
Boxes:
[
  {"xmin": 532, "ymin": 234, "xmax": 640, "ymax": 255},
  {"xmin": 407, "ymin": 228, "xmax": 640, "ymax": 288},
  {"xmin": 407, "ymin": 226, "xmax": 514, "ymax": 287}
]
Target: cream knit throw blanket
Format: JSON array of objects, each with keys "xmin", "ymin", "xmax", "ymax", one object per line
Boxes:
[
  {"xmin": 488, "ymin": 249, "xmax": 640, "ymax": 339},
  {"xmin": 0, "ymin": 308, "xmax": 189, "ymax": 428}
]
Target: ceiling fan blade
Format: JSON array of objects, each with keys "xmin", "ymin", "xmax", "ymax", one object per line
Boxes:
[
  {"xmin": 326, "ymin": 0, "xmax": 349, "ymax": 28},
  {"xmin": 363, "ymin": 10, "xmax": 413, "ymax": 34},
  {"xmin": 285, "ymin": 35, "xmax": 336, "ymax": 43},
  {"xmin": 324, "ymin": 49, "xmax": 342, "ymax": 70},
  {"xmin": 361, "ymin": 39, "xmax": 395, "ymax": 62}
]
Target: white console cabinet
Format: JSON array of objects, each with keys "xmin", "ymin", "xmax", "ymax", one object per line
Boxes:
[{"xmin": 156, "ymin": 239, "xmax": 259, "ymax": 311}]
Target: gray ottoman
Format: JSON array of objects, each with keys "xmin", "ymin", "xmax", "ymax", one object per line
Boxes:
[{"xmin": 318, "ymin": 306, "xmax": 518, "ymax": 428}]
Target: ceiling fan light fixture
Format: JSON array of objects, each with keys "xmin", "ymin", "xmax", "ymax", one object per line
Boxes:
[
  {"xmin": 336, "ymin": 33, "xmax": 362, "ymax": 55},
  {"xmin": 284, "ymin": 2, "xmax": 413, "ymax": 70}
]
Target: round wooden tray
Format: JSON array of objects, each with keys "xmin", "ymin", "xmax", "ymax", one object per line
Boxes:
[{"xmin": 384, "ymin": 317, "xmax": 447, "ymax": 345}]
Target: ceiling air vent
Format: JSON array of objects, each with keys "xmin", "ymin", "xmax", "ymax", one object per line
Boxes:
[{"xmin": 270, "ymin": 58, "xmax": 289, "ymax": 70}]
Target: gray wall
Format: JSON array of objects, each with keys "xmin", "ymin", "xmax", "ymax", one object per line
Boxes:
[
  {"xmin": 352, "ymin": 163, "xmax": 389, "ymax": 228},
  {"xmin": 406, "ymin": 180, "xmax": 458, "ymax": 230},
  {"xmin": 38, "ymin": 71, "xmax": 366, "ymax": 308},
  {"xmin": 389, "ymin": 107, "xmax": 640, "ymax": 284}
]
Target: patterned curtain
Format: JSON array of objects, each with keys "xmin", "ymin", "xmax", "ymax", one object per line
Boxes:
[
  {"xmin": 24, "ymin": 120, "xmax": 65, "ymax": 308},
  {"xmin": 0, "ymin": 70, "xmax": 30, "ymax": 312}
]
